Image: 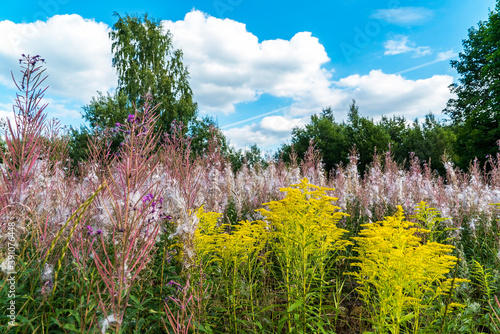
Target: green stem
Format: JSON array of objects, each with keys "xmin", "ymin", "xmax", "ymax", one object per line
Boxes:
[{"xmin": 440, "ymin": 259, "xmax": 459, "ymax": 334}]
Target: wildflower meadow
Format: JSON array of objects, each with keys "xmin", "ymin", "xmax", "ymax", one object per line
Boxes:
[{"xmin": 1, "ymin": 55, "xmax": 500, "ymax": 334}]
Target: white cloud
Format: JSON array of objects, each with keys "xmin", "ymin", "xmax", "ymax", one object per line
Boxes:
[
  {"xmin": 384, "ymin": 35, "xmax": 431, "ymax": 56},
  {"xmin": 333, "ymin": 70, "xmax": 454, "ymax": 120},
  {"xmin": 260, "ymin": 116, "xmax": 303, "ymax": 134},
  {"xmin": 223, "ymin": 114, "xmax": 308, "ymax": 150},
  {"xmin": 223, "ymin": 124, "xmax": 277, "ymax": 149},
  {"xmin": 436, "ymin": 50, "xmax": 458, "ymax": 61},
  {"xmin": 162, "ymin": 10, "xmax": 335, "ymax": 115},
  {"xmin": 0, "ymin": 101, "xmax": 13, "ymax": 123},
  {"xmin": 394, "ymin": 50, "xmax": 459, "ymax": 75},
  {"xmin": 371, "ymin": 7, "xmax": 433, "ymax": 25},
  {"xmin": 43, "ymin": 98, "xmax": 81, "ymax": 122},
  {"xmin": 0, "ymin": 15, "xmax": 116, "ymax": 103}
]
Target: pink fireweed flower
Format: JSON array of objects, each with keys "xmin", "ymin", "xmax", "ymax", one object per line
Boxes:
[
  {"xmin": 86, "ymin": 225, "xmax": 93, "ymax": 235},
  {"xmin": 143, "ymin": 193, "xmax": 154, "ymax": 203}
]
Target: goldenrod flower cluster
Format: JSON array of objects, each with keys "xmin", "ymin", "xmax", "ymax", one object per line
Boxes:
[
  {"xmin": 257, "ymin": 177, "xmax": 351, "ymax": 258},
  {"xmin": 349, "ymin": 206, "xmax": 467, "ymax": 333},
  {"xmin": 257, "ymin": 178, "xmax": 351, "ymax": 331},
  {"xmin": 193, "ymin": 206, "xmax": 267, "ymax": 268}
]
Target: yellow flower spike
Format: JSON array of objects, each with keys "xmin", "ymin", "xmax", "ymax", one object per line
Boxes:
[
  {"xmin": 348, "ymin": 204, "xmax": 468, "ymax": 333},
  {"xmin": 257, "ymin": 178, "xmax": 351, "ymax": 331}
]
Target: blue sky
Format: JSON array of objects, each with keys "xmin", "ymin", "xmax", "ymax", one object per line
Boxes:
[{"xmin": 0, "ymin": 0, "xmax": 497, "ymax": 153}]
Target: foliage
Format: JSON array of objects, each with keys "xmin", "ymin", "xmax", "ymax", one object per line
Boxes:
[
  {"xmin": 346, "ymin": 100, "xmax": 391, "ymax": 172},
  {"xmin": 109, "ymin": 13, "xmax": 197, "ymax": 132},
  {"xmin": 193, "ymin": 206, "xmax": 268, "ymax": 333},
  {"xmin": 278, "ymin": 106, "xmax": 350, "ymax": 172},
  {"xmin": 188, "ymin": 116, "xmax": 229, "ymax": 158},
  {"xmin": 411, "ymin": 201, "xmax": 457, "ymax": 243},
  {"xmin": 445, "ymin": 1, "xmax": 500, "ymax": 169},
  {"xmin": 227, "ymin": 144, "xmax": 267, "ymax": 173},
  {"xmin": 380, "ymin": 114, "xmax": 457, "ymax": 174},
  {"xmin": 4, "ymin": 31, "xmax": 500, "ymax": 334}
]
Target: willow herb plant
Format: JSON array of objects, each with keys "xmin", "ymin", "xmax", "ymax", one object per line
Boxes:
[
  {"xmin": 90, "ymin": 96, "xmax": 164, "ymax": 333},
  {"xmin": 348, "ymin": 206, "xmax": 468, "ymax": 334},
  {"xmin": 257, "ymin": 178, "xmax": 351, "ymax": 333}
]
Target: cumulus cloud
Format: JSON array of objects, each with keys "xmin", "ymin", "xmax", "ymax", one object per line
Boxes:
[
  {"xmin": 333, "ymin": 70, "xmax": 454, "ymax": 120},
  {"xmin": 162, "ymin": 10, "xmax": 335, "ymax": 115},
  {"xmin": 0, "ymin": 14, "xmax": 116, "ymax": 103},
  {"xmin": 260, "ymin": 116, "xmax": 304, "ymax": 134},
  {"xmin": 223, "ymin": 124, "xmax": 277, "ymax": 149},
  {"xmin": 371, "ymin": 7, "xmax": 433, "ymax": 25},
  {"xmin": 43, "ymin": 98, "xmax": 81, "ymax": 122},
  {"xmin": 384, "ymin": 35, "xmax": 431, "ymax": 56}
]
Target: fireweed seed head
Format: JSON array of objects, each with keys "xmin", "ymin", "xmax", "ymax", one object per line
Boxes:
[
  {"xmin": 100, "ymin": 314, "xmax": 116, "ymax": 334},
  {"xmin": 0, "ymin": 258, "xmax": 14, "ymax": 274},
  {"xmin": 42, "ymin": 263, "xmax": 54, "ymax": 282}
]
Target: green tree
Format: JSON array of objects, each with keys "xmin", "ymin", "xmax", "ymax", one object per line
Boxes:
[
  {"xmin": 281, "ymin": 102, "xmax": 455, "ymax": 176},
  {"xmin": 81, "ymin": 13, "xmax": 197, "ymax": 134},
  {"xmin": 279, "ymin": 107, "xmax": 350, "ymax": 172},
  {"xmin": 109, "ymin": 13, "xmax": 197, "ymax": 131},
  {"xmin": 380, "ymin": 114, "xmax": 457, "ymax": 174},
  {"xmin": 419, "ymin": 114, "xmax": 457, "ymax": 173},
  {"xmin": 379, "ymin": 115, "xmax": 409, "ymax": 163},
  {"xmin": 189, "ymin": 116, "xmax": 229, "ymax": 157},
  {"xmin": 71, "ymin": 13, "xmax": 199, "ymax": 165},
  {"xmin": 345, "ymin": 100, "xmax": 391, "ymax": 173},
  {"xmin": 228, "ymin": 144, "xmax": 266, "ymax": 172},
  {"xmin": 445, "ymin": 1, "xmax": 500, "ymax": 168}
]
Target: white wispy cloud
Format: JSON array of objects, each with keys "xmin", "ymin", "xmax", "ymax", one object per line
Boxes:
[
  {"xmin": 0, "ymin": 14, "xmax": 116, "ymax": 104},
  {"xmin": 371, "ymin": 6, "xmax": 433, "ymax": 25},
  {"xmin": 395, "ymin": 49, "xmax": 458, "ymax": 74},
  {"xmin": 436, "ymin": 50, "xmax": 458, "ymax": 61},
  {"xmin": 384, "ymin": 35, "xmax": 431, "ymax": 56}
]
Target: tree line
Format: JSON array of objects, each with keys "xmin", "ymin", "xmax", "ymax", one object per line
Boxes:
[{"xmin": 278, "ymin": 101, "xmax": 457, "ymax": 175}]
